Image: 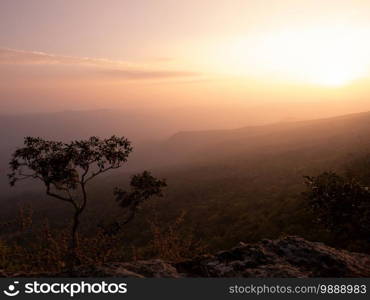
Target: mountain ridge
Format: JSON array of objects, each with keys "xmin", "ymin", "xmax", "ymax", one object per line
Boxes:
[{"xmin": 154, "ymin": 110, "xmax": 370, "ymax": 168}]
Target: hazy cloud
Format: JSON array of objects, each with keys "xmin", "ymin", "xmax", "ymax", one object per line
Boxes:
[
  {"xmin": 0, "ymin": 47, "xmax": 123, "ymax": 66},
  {"xmin": 100, "ymin": 69, "xmax": 199, "ymax": 80},
  {"xmin": 0, "ymin": 48, "xmax": 200, "ymax": 80}
]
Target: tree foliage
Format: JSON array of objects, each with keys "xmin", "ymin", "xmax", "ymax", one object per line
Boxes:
[
  {"xmin": 9, "ymin": 136, "xmax": 132, "ymax": 190},
  {"xmin": 101, "ymin": 171, "xmax": 167, "ymax": 235},
  {"xmin": 304, "ymin": 172, "xmax": 370, "ymax": 239}
]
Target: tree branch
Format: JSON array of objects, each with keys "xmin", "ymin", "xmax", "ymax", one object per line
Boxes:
[
  {"xmin": 84, "ymin": 165, "xmax": 120, "ymax": 184},
  {"xmin": 45, "ymin": 184, "xmax": 78, "ymax": 210}
]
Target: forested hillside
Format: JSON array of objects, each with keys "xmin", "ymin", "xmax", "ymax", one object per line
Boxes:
[{"xmin": 1, "ymin": 111, "xmax": 370, "ymax": 268}]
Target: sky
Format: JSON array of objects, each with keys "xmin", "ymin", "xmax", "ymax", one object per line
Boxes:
[{"xmin": 1, "ymin": 0, "xmax": 370, "ymax": 124}]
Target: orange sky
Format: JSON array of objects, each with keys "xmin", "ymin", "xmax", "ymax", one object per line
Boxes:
[{"xmin": 1, "ymin": 0, "xmax": 370, "ymax": 123}]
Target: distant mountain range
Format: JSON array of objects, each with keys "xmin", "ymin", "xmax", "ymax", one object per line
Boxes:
[
  {"xmin": 2, "ymin": 109, "xmax": 370, "ymax": 195},
  {"xmin": 132, "ymin": 110, "xmax": 370, "ymax": 170}
]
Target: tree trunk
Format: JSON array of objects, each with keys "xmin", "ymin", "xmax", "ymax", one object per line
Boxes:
[
  {"xmin": 69, "ymin": 209, "xmax": 82, "ymax": 268},
  {"xmin": 71, "ymin": 210, "xmax": 80, "ymax": 250},
  {"xmin": 69, "ymin": 182, "xmax": 87, "ymax": 269}
]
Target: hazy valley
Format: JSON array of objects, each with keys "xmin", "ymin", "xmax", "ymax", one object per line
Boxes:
[{"xmin": 1, "ymin": 110, "xmax": 370, "ymax": 263}]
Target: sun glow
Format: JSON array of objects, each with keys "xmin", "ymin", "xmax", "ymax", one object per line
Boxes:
[{"xmin": 215, "ymin": 25, "xmax": 370, "ymax": 86}]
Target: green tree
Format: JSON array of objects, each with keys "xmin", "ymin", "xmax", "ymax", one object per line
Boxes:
[{"xmin": 8, "ymin": 136, "xmax": 166, "ymax": 261}]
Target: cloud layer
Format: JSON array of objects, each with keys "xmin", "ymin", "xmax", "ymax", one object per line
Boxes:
[{"xmin": 0, "ymin": 48, "xmax": 199, "ymax": 80}]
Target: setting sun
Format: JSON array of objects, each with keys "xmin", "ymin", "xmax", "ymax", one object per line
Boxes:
[{"xmin": 213, "ymin": 25, "xmax": 370, "ymax": 87}]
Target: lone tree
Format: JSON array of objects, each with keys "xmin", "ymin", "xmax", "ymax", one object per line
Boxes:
[
  {"xmin": 8, "ymin": 136, "xmax": 166, "ymax": 259},
  {"xmin": 304, "ymin": 172, "xmax": 370, "ymax": 240}
]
